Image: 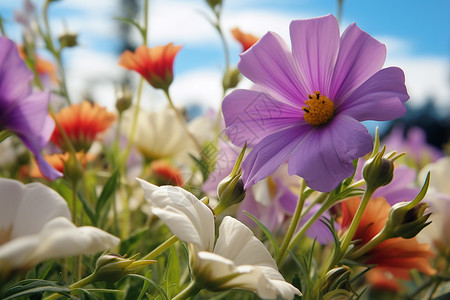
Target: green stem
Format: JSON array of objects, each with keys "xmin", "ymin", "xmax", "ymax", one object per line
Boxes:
[
  {"xmin": 0, "ymin": 130, "xmax": 13, "ymax": 144},
  {"xmin": 42, "ymin": 0, "xmax": 71, "ymax": 104},
  {"xmin": 0, "ymin": 15, "xmax": 6, "ymax": 36},
  {"xmin": 172, "ymin": 280, "xmax": 202, "ymax": 300},
  {"xmin": 122, "ymin": 78, "xmax": 144, "ymax": 171},
  {"xmin": 339, "ymin": 186, "xmax": 376, "ymax": 256},
  {"xmin": 337, "ymin": 0, "xmax": 344, "ymax": 26},
  {"xmin": 163, "ymin": 88, "xmax": 205, "ymax": 156},
  {"xmin": 140, "ymin": 235, "xmax": 179, "ymax": 261},
  {"xmin": 348, "ymin": 229, "xmax": 389, "ymax": 260},
  {"xmin": 277, "ymin": 181, "xmax": 307, "ymax": 265},
  {"xmin": 284, "ymin": 194, "xmax": 334, "ymax": 261},
  {"xmin": 43, "ymin": 273, "xmax": 96, "ymax": 300}
]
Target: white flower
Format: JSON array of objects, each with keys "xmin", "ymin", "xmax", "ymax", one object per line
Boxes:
[
  {"xmin": 138, "ymin": 178, "xmax": 301, "ymax": 299},
  {"xmin": 417, "ymin": 157, "xmax": 450, "ymax": 249},
  {"xmin": 123, "ymin": 107, "xmax": 213, "ymax": 161},
  {"xmin": 0, "ymin": 179, "xmax": 120, "ymax": 280}
]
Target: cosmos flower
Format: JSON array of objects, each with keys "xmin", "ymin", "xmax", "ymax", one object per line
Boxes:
[
  {"xmin": 0, "ymin": 37, "xmax": 61, "ymax": 180},
  {"xmin": 119, "ymin": 43, "xmax": 182, "ymax": 90},
  {"xmin": 51, "ymin": 100, "xmax": 116, "ymax": 152},
  {"xmin": 138, "ymin": 179, "xmax": 301, "ymax": 299},
  {"xmin": 0, "ymin": 178, "xmax": 120, "ymax": 281},
  {"xmin": 222, "ymin": 14, "xmax": 409, "ymax": 192},
  {"xmin": 340, "ymin": 196, "xmax": 435, "ymax": 279},
  {"xmin": 231, "ymin": 27, "xmax": 259, "ymax": 52}
]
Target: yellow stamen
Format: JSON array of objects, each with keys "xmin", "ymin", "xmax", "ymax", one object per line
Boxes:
[{"xmin": 302, "ymin": 91, "xmax": 335, "ymax": 126}]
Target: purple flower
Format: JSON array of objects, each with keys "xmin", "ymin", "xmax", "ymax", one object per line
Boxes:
[
  {"xmin": 222, "ymin": 14, "xmax": 409, "ymax": 192},
  {"xmin": 0, "ymin": 37, "xmax": 61, "ymax": 180}
]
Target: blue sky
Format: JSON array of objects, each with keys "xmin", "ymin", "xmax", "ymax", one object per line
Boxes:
[{"xmin": 1, "ymin": 0, "xmax": 449, "ymax": 114}]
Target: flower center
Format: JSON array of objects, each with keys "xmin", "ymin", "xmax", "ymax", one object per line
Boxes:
[{"xmin": 302, "ymin": 91, "xmax": 335, "ymax": 126}]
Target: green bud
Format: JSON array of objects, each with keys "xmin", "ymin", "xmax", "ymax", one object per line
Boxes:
[
  {"xmin": 92, "ymin": 253, "xmax": 155, "ymax": 283},
  {"xmin": 383, "ymin": 172, "xmax": 432, "ymax": 239},
  {"xmin": 215, "ymin": 144, "xmax": 247, "ymax": 214},
  {"xmin": 58, "ymin": 32, "xmax": 78, "ymax": 48},
  {"xmin": 115, "ymin": 86, "xmax": 133, "ymax": 113},
  {"xmin": 362, "ymin": 146, "xmax": 402, "ymax": 190},
  {"xmin": 64, "ymin": 154, "xmax": 83, "ymax": 185},
  {"xmin": 205, "ymin": 0, "xmax": 222, "ymax": 10},
  {"xmin": 222, "ymin": 67, "xmax": 241, "ymax": 91}
]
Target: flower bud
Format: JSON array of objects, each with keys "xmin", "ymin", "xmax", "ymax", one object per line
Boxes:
[
  {"xmin": 92, "ymin": 253, "xmax": 155, "ymax": 283},
  {"xmin": 215, "ymin": 144, "xmax": 247, "ymax": 214},
  {"xmin": 383, "ymin": 173, "xmax": 432, "ymax": 239},
  {"xmin": 115, "ymin": 86, "xmax": 133, "ymax": 113},
  {"xmin": 222, "ymin": 67, "xmax": 241, "ymax": 91},
  {"xmin": 205, "ymin": 0, "xmax": 222, "ymax": 10},
  {"xmin": 58, "ymin": 32, "xmax": 78, "ymax": 48},
  {"xmin": 362, "ymin": 146, "xmax": 400, "ymax": 190},
  {"xmin": 64, "ymin": 153, "xmax": 84, "ymax": 185}
]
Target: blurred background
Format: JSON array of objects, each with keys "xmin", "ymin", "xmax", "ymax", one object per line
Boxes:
[{"xmin": 1, "ymin": 0, "xmax": 449, "ymax": 148}]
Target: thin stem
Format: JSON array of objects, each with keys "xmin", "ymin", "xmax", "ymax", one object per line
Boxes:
[
  {"xmin": 43, "ymin": 273, "xmax": 96, "ymax": 300},
  {"xmin": 348, "ymin": 229, "xmax": 388, "ymax": 260},
  {"xmin": 163, "ymin": 88, "xmax": 205, "ymax": 157},
  {"xmin": 122, "ymin": 78, "xmax": 144, "ymax": 171},
  {"xmin": 71, "ymin": 181, "xmax": 78, "ymax": 225},
  {"xmin": 285, "ymin": 194, "xmax": 334, "ymax": 260},
  {"xmin": 337, "ymin": 0, "xmax": 344, "ymax": 26},
  {"xmin": 339, "ymin": 186, "xmax": 376, "ymax": 256},
  {"xmin": 0, "ymin": 130, "xmax": 13, "ymax": 144},
  {"xmin": 0, "ymin": 15, "xmax": 6, "ymax": 36},
  {"xmin": 42, "ymin": 0, "xmax": 71, "ymax": 104},
  {"xmin": 277, "ymin": 181, "xmax": 307, "ymax": 265},
  {"xmin": 172, "ymin": 280, "xmax": 202, "ymax": 300},
  {"xmin": 140, "ymin": 235, "xmax": 179, "ymax": 261}
]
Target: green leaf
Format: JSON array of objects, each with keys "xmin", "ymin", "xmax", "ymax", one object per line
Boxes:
[
  {"xmin": 127, "ymin": 274, "xmax": 168, "ymax": 300},
  {"xmin": 96, "ymin": 170, "xmax": 119, "ymax": 224},
  {"xmin": 77, "ymin": 190, "xmax": 96, "ymax": 224},
  {"xmin": 163, "ymin": 246, "xmax": 181, "ymax": 297},
  {"xmin": 243, "ymin": 211, "xmax": 279, "ymax": 257},
  {"xmin": 4, "ymin": 280, "xmax": 70, "ymax": 300},
  {"xmin": 114, "ymin": 17, "xmax": 146, "ymax": 41},
  {"xmin": 137, "ymin": 270, "xmax": 153, "ymax": 300},
  {"xmin": 119, "ymin": 227, "xmax": 148, "ymax": 255}
]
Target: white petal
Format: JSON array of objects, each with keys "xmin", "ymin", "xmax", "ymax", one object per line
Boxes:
[
  {"xmin": 137, "ymin": 178, "xmax": 215, "ymax": 251},
  {"xmin": 213, "ymin": 216, "xmax": 277, "ymax": 269},
  {"xmin": 255, "ymin": 266, "xmax": 302, "ymax": 300},
  {"xmin": 0, "ymin": 179, "xmax": 71, "ymax": 239},
  {"xmin": 0, "ymin": 217, "xmax": 119, "ymax": 274},
  {"xmin": 196, "ymin": 252, "xmax": 301, "ymax": 299}
]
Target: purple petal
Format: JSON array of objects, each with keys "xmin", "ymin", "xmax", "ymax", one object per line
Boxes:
[
  {"xmin": 242, "ymin": 123, "xmax": 311, "ymax": 189},
  {"xmin": 289, "ymin": 14, "xmax": 340, "ymax": 96},
  {"xmin": 238, "ymin": 31, "xmax": 308, "ymax": 106},
  {"xmin": 36, "ymin": 155, "xmax": 63, "ymax": 180},
  {"xmin": 223, "ymin": 89, "xmax": 301, "ymax": 147},
  {"xmin": 4, "ymin": 90, "xmax": 54, "ymax": 152},
  {"xmin": 330, "ymin": 23, "xmax": 387, "ymax": 104},
  {"xmin": 288, "ymin": 115, "xmax": 372, "ymax": 192},
  {"xmin": 338, "ymin": 67, "xmax": 409, "ymax": 121},
  {"xmin": 0, "ymin": 37, "xmax": 33, "ymax": 109}
]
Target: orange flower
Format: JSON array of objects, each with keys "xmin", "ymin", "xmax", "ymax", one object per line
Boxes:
[
  {"xmin": 51, "ymin": 101, "xmax": 116, "ymax": 152},
  {"xmin": 18, "ymin": 46, "xmax": 58, "ymax": 83},
  {"xmin": 231, "ymin": 27, "xmax": 259, "ymax": 52},
  {"xmin": 341, "ymin": 197, "xmax": 436, "ymax": 279},
  {"xmin": 119, "ymin": 43, "xmax": 182, "ymax": 90},
  {"xmin": 29, "ymin": 152, "xmax": 93, "ymax": 179},
  {"xmin": 149, "ymin": 160, "xmax": 183, "ymax": 186}
]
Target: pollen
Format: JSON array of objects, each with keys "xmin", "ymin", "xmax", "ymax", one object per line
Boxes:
[{"xmin": 302, "ymin": 91, "xmax": 335, "ymax": 126}]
